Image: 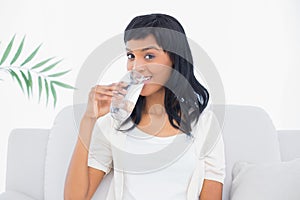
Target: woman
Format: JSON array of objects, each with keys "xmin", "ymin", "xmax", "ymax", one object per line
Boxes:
[{"xmin": 64, "ymin": 13, "xmax": 225, "ymax": 200}]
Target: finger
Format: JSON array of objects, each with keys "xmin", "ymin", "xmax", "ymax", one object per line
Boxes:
[
  {"xmin": 111, "ymin": 93, "xmax": 125, "ymax": 101},
  {"xmin": 117, "ymin": 81, "xmax": 129, "ymax": 89},
  {"xmin": 95, "ymin": 83, "xmax": 118, "ymax": 91},
  {"xmin": 95, "ymin": 93, "xmax": 113, "ymax": 101},
  {"xmin": 112, "ymin": 88, "xmax": 127, "ymax": 96},
  {"xmin": 98, "ymin": 89, "xmax": 114, "ymax": 97},
  {"xmin": 94, "ymin": 86, "xmax": 116, "ymax": 96}
]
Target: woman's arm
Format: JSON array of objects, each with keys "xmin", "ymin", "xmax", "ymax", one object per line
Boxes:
[
  {"xmin": 64, "ymin": 116, "xmax": 106, "ymax": 200},
  {"xmin": 198, "ymin": 109, "xmax": 226, "ymax": 200},
  {"xmin": 64, "ymin": 84, "xmax": 117, "ymax": 200},
  {"xmin": 199, "ymin": 179, "xmax": 223, "ymax": 200}
]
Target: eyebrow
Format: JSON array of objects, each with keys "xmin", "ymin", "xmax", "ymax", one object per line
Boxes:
[{"xmin": 126, "ymin": 46, "xmax": 161, "ymax": 52}]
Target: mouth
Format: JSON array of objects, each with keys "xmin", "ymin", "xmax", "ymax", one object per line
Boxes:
[{"xmin": 143, "ymin": 76, "xmax": 152, "ymax": 83}]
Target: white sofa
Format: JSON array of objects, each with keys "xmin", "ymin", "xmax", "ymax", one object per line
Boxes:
[{"xmin": 0, "ymin": 104, "xmax": 299, "ymax": 200}]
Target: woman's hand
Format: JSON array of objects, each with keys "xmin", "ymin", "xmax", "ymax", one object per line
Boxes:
[{"xmin": 84, "ymin": 83, "xmax": 118, "ymax": 120}]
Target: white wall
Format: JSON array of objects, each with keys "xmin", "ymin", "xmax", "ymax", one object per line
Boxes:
[{"xmin": 0, "ymin": 0, "xmax": 299, "ymax": 193}]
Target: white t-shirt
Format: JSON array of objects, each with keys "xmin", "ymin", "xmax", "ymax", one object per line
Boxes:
[
  {"xmin": 88, "ymin": 107, "xmax": 226, "ymax": 200},
  {"xmin": 122, "ymin": 128, "xmax": 197, "ymax": 200}
]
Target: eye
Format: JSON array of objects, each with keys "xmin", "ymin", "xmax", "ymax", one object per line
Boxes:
[
  {"xmin": 127, "ymin": 53, "xmax": 135, "ymax": 60},
  {"xmin": 145, "ymin": 54, "xmax": 155, "ymax": 60}
]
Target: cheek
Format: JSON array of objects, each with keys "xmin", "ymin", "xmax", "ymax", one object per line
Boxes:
[
  {"xmin": 140, "ymin": 84, "xmax": 163, "ymax": 96},
  {"xmin": 127, "ymin": 62, "xmax": 133, "ymax": 71},
  {"xmin": 151, "ymin": 68, "xmax": 172, "ymax": 84}
]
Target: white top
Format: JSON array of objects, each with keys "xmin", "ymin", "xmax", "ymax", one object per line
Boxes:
[
  {"xmin": 88, "ymin": 106, "xmax": 226, "ymax": 200},
  {"xmin": 122, "ymin": 128, "xmax": 197, "ymax": 200}
]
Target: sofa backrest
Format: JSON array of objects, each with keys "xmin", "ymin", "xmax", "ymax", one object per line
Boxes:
[
  {"xmin": 277, "ymin": 130, "xmax": 300, "ymax": 161},
  {"xmin": 44, "ymin": 104, "xmax": 85, "ymax": 200},
  {"xmin": 213, "ymin": 104, "xmax": 281, "ymax": 200},
  {"xmin": 44, "ymin": 103, "xmax": 112, "ymax": 200},
  {"xmin": 44, "ymin": 104, "xmax": 283, "ymax": 200}
]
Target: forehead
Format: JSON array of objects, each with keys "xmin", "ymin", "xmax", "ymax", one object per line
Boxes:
[{"xmin": 125, "ymin": 34, "xmax": 160, "ymax": 51}]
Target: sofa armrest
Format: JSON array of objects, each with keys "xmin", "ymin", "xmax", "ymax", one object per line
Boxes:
[
  {"xmin": 5, "ymin": 128, "xmax": 50, "ymax": 200},
  {"xmin": 0, "ymin": 191, "xmax": 37, "ymax": 200},
  {"xmin": 277, "ymin": 130, "xmax": 300, "ymax": 161}
]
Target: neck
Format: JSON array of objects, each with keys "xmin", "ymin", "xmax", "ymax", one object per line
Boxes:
[{"xmin": 143, "ymin": 87, "xmax": 166, "ymax": 115}]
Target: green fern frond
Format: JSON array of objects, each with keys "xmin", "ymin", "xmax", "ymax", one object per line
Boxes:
[
  {"xmin": 50, "ymin": 81, "xmax": 57, "ymax": 108},
  {"xmin": 8, "ymin": 69, "xmax": 24, "ymax": 92},
  {"xmin": 31, "ymin": 57, "xmax": 54, "ymax": 70},
  {"xmin": 20, "ymin": 43, "xmax": 42, "ymax": 67},
  {"xmin": 0, "ymin": 35, "xmax": 75, "ymax": 108},
  {"xmin": 39, "ymin": 59, "xmax": 63, "ymax": 73},
  {"xmin": 0, "ymin": 34, "xmax": 16, "ymax": 65},
  {"xmin": 20, "ymin": 70, "xmax": 30, "ymax": 98},
  {"xmin": 38, "ymin": 76, "xmax": 42, "ymax": 103},
  {"xmin": 10, "ymin": 35, "xmax": 25, "ymax": 65},
  {"xmin": 51, "ymin": 80, "xmax": 76, "ymax": 89},
  {"xmin": 47, "ymin": 69, "xmax": 71, "ymax": 77},
  {"xmin": 27, "ymin": 70, "xmax": 33, "ymax": 96}
]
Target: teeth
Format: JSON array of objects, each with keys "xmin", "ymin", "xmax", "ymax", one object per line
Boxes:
[{"xmin": 145, "ymin": 76, "xmax": 152, "ymax": 80}]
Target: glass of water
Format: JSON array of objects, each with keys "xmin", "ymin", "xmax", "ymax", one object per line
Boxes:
[{"xmin": 110, "ymin": 70, "xmax": 146, "ymax": 123}]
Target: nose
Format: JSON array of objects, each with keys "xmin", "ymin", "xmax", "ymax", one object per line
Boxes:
[{"xmin": 132, "ymin": 60, "xmax": 146, "ymax": 73}]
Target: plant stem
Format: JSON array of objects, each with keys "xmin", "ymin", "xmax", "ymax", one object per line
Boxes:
[{"xmin": 0, "ymin": 65, "xmax": 48, "ymax": 79}]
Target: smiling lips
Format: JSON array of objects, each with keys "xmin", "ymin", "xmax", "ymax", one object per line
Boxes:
[{"xmin": 143, "ymin": 76, "xmax": 152, "ymax": 84}]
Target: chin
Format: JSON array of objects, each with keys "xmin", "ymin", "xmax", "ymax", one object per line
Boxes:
[
  {"xmin": 140, "ymin": 84, "xmax": 165, "ymax": 97},
  {"xmin": 139, "ymin": 89, "xmax": 153, "ymax": 97}
]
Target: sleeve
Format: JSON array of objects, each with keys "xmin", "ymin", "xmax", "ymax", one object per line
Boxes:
[
  {"xmin": 203, "ymin": 134, "xmax": 226, "ymax": 184},
  {"xmin": 195, "ymin": 105, "xmax": 226, "ymax": 184},
  {"xmin": 87, "ymin": 114, "xmax": 113, "ymax": 175}
]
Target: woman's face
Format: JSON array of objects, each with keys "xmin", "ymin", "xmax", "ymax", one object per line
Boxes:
[{"xmin": 125, "ymin": 34, "xmax": 173, "ymax": 97}]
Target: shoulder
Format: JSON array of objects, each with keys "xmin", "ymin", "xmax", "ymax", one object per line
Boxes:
[
  {"xmin": 192, "ymin": 104, "xmax": 224, "ymax": 158},
  {"xmin": 192, "ymin": 104, "xmax": 215, "ymax": 134},
  {"xmin": 90, "ymin": 113, "xmax": 117, "ymax": 145},
  {"xmin": 96, "ymin": 113, "xmax": 114, "ymax": 127}
]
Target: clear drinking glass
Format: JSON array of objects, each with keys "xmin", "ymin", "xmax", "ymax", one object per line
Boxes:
[{"xmin": 110, "ymin": 70, "xmax": 147, "ymax": 123}]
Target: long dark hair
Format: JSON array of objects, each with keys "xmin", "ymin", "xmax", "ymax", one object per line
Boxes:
[{"xmin": 118, "ymin": 13, "xmax": 209, "ymax": 136}]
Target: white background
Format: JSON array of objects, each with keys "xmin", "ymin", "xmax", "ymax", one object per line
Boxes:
[{"xmin": 0, "ymin": 0, "xmax": 299, "ymax": 193}]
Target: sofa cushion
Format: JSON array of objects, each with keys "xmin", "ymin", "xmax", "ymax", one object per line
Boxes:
[
  {"xmin": 6, "ymin": 129, "xmax": 49, "ymax": 200},
  {"xmin": 0, "ymin": 191, "xmax": 37, "ymax": 200},
  {"xmin": 212, "ymin": 105, "xmax": 281, "ymax": 200},
  {"xmin": 230, "ymin": 159, "xmax": 300, "ymax": 200},
  {"xmin": 44, "ymin": 104, "xmax": 86, "ymax": 200}
]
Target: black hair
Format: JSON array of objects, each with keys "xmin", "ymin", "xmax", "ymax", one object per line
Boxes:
[{"xmin": 118, "ymin": 13, "xmax": 209, "ymax": 136}]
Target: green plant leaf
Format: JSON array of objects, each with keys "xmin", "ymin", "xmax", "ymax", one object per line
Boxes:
[
  {"xmin": 44, "ymin": 79, "xmax": 49, "ymax": 106},
  {"xmin": 50, "ymin": 81, "xmax": 57, "ymax": 108},
  {"xmin": 38, "ymin": 76, "xmax": 42, "ymax": 103},
  {"xmin": 20, "ymin": 70, "xmax": 30, "ymax": 98},
  {"xmin": 0, "ymin": 34, "xmax": 16, "ymax": 65},
  {"xmin": 51, "ymin": 80, "xmax": 76, "ymax": 90},
  {"xmin": 27, "ymin": 70, "xmax": 33, "ymax": 96},
  {"xmin": 31, "ymin": 57, "xmax": 54, "ymax": 70},
  {"xmin": 10, "ymin": 35, "xmax": 25, "ymax": 65},
  {"xmin": 8, "ymin": 69, "xmax": 24, "ymax": 92},
  {"xmin": 20, "ymin": 43, "xmax": 42, "ymax": 67},
  {"xmin": 47, "ymin": 69, "xmax": 71, "ymax": 77},
  {"xmin": 39, "ymin": 59, "xmax": 63, "ymax": 73}
]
